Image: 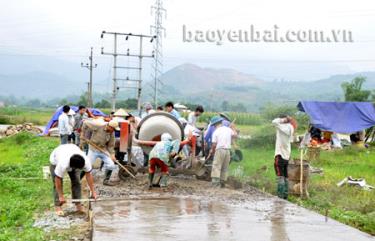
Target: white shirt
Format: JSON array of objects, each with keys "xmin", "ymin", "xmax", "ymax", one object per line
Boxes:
[
  {"xmin": 272, "ymin": 118, "xmax": 294, "ymax": 160},
  {"xmin": 49, "ymin": 144, "xmax": 92, "ymax": 178},
  {"xmin": 58, "ymin": 112, "xmax": 73, "ymax": 135},
  {"xmin": 184, "ymin": 123, "xmax": 200, "ymax": 137},
  {"xmin": 188, "ymin": 112, "xmax": 197, "ymax": 126},
  {"xmin": 212, "ymin": 126, "xmax": 235, "ymax": 150}
]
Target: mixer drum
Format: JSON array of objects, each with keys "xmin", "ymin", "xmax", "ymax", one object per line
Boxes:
[{"xmin": 137, "ymin": 112, "xmax": 184, "ymax": 154}]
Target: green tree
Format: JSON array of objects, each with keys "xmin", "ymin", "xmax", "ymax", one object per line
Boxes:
[
  {"xmin": 94, "ymin": 99, "xmax": 111, "ymax": 108},
  {"xmin": 232, "ymin": 103, "xmax": 247, "ymax": 112},
  {"xmin": 77, "ymin": 93, "xmax": 88, "ymax": 106},
  {"xmin": 26, "ymin": 99, "xmax": 43, "ymax": 108},
  {"xmin": 221, "ymin": 101, "xmax": 229, "ymax": 111},
  {"xmin": 341, "ymin": 77, "xmax": 371, "ymax": 101},
  {"xmin": 116, "ymin": 98, "xmax": 137, "ymax": 109},
  {"xmin": 58, "ymin": 98, "xmax": 73, "ymax": 106}
]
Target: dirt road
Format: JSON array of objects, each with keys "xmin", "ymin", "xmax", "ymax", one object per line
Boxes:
[{"xmin": 91, "ymin": 171, "xmax": 374, "ymax": 241}]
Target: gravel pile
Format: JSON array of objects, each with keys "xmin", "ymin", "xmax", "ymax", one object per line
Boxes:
[
  {"xmin": 33, "ymin": 206, "xmax": 87, "ymax": 232},
  {"xmin": 0, "ymin": 123, "xmax": 43, "ymax": 137}
]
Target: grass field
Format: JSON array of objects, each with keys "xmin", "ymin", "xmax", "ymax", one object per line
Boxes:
[
  {"xmin": 0, "ymin": 107, "xmax": 54, "ymax": 125},
  {"xmin": 1, "ymin": 108, "xmax": 374, "ymax": 236},
  {"xmin": 230, "ymin": 145, "xmax": 375, "ymax": 235},
  {"xmin": 0, "ymin": 133, "xmax": 64, "ymax": 240}
]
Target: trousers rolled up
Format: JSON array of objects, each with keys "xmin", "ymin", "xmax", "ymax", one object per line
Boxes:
[
  {"xmin": 87, "ymin": 148, "xmax": 116, "ymax": 171},
  {"xmin": 50, "ymin": 164, "xmax": 81, "ymax": 207},
  {"xmin": 211, "ymin": 148, "xmax": 231, "ymax": 181}
]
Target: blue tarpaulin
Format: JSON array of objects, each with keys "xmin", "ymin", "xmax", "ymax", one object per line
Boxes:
[
  {"xmin": 297, "ymin": 101, "xmax": 375, "ymax": 133},
  {"xmin": 43, "ymin": 106, "xmax": 107, "ymax": 135}
]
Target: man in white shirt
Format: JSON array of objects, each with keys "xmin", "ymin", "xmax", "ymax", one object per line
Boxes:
[
  {"xmin": 188, "ymin": 105, "xmax": 204, "ymax": 127},
  {"xmin": 208, "ymin": 116, "xmax": 237, "ymax": 188},
  {"xmin": 58, "ymin": 105, "xmax": 73, "ymax": 144},
  {"xmin": 272, "ymin": 115, "xmax": 296, "ymax": 199},
  {"xmin": 141, "ymin": 102, "xmax": 155, "ymax": 118},
  {"xmin": 49, "ymin": 144, "xmax": 97, "ymax": 216}
]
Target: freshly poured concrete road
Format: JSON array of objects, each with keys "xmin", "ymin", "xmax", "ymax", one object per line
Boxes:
[{"xmin": 92, "ymin": 196, "xmax": 374, "ymax": 241}]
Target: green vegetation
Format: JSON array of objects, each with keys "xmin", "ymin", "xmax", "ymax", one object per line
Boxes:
[
  {"xmin": 1, "ymin": 106, "xmax": 374, "ymax": 236},
  {"xmin": 184, "ymin": 111, "xmax": 265, "ymax": 126},
  {"xmin": 341, "ymin": 76, "xmax": 372, "ymax": 102},
  {"xmin": 231, "ymin": 126, "xmax": 375, "ymax": 235},
  {"xmin": 0, "ymin": 107, "xmax": 53, "ymax": 125},
  {"xmin": 0, "ymin": 133, "xmax": 62, "ymax": 240}
]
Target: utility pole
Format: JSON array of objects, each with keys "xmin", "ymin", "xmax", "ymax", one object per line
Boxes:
[
  {"xmin": 101, "ymin": 31, "xmax": 155, "ymax": 113},
  {"xmin": 86, "ymin": 82, "xmax": 90, "ymax": 106},
  {"xmin": 81, "ymin": 47, "xmax": 97, "ymax": 107},
  {"xmin": 151, "ymin": 0, "xmax": 166, "ymax": 107}
]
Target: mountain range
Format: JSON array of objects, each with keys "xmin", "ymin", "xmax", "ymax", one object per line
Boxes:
[{"xmin": 0, "ymin": 55, "xmax": 374, "ymax": 111}]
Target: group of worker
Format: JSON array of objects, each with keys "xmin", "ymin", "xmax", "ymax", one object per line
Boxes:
[{"xmin": 50, "ymin": 102, "xmax": 295, "ymax": 216}]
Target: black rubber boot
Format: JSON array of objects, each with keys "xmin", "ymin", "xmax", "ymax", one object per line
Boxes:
[
  {"xmin": 148, "ymin": 173, "xmax": 154, "ymax": 189},
  {"xmin": 277, "ymin": 176, "xmax": 285, "ymax": 199},
  {"xmin": 283, "ymin": 177, "xmax": 289, "ymax": 200},
  {"xmin": 103, "ymin": 170, "xmax": 116, "ymax": 186},
  {"xmin": 80, "ymin": 171, "xmax": 85, "ymax": 180}
]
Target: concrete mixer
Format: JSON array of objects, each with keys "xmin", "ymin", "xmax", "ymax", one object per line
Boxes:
[{"xmin": 115, "ymin": 112, "xmax": 210, "ymax": 181}]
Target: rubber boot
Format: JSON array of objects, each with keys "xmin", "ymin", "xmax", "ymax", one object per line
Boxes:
[
  {"xmin": 160, "ymin": 174, "xmax": 169, "ymax": 188},
  {"xmin": 103, "ymin": 170, "xmax": 116, "ymax": 186},
  {"xmin": 276, "ymin": 176, "xmax": 285, "ymax": 198},
  {"xmin": 148, "ymin": 173, "xmax": 154, "ymax": 189},
  {"xmin": 211, "ymin": 177, "xmax": 221, "ymax": 188},
  {"xmin": 283, "ymin": 177, "xmax": 289, "ymax": 200},
  {"xmin": 220, "ymin": 180, "xmax": 226, "ymax": 188},
  {"xmin": 80, "ymin": 171, "xmax": 85, "ymax": 180}
]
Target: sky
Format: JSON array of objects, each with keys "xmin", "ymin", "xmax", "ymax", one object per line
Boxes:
[{"xmin": 0, "ymin": 0, "xmax": 375, "ymax": 82}]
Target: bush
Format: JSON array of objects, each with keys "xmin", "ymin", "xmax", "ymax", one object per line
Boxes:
[
  {"xmin": 182, "ymin": 112, "xmax": 265, "ymax": 125},
  {"xmin": 260, "ymin": 104, "xmax": 309, "ymax": 131},
  {"xmin": 241, "ymin": 125, "xmax": 276, "ymax": 148}
]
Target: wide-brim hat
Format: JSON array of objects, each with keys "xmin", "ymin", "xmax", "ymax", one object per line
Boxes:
[
  {"xmin": 219, "ymin": 112, "xmax": 231, "ymax": 121},
  {"xmin": 108, "ymin": 120, "xmax": 120, "ymax": 131},
  {"xmin": 114, "ymin": 108, "xmax": 129, "ymax": 117},
  {"xmin": 210, "ymin": 116, "xmax": 224, "ymax": 125}
]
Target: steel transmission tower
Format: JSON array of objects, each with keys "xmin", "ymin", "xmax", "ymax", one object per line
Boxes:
[{"xmin": 151, "ymin": 0, "xmax": 166, "ymax": 107}]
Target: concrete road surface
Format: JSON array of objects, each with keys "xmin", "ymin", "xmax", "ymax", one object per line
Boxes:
[{"xmin": 92, "ymin": 196, "xmax": 374, "ymax": 241}]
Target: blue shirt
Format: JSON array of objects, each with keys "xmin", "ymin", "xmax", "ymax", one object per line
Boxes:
[
  {"xmin": 204, "ymin": 124, "xmax": 216, "ymax": 145},
  {"xmin": 170, "ymin": 109, "xmax": 181, "ymax": 119},
  {"xmin": 149, "ymin": 140, "xmax": 180, "ymax": 165}
]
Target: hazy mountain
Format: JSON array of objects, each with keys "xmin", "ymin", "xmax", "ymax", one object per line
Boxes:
[
  {"xmin": 158, "ymin": 63, "xmax": 375, "ymax": 110},
  {"xmin": 161, "ymin": 63, "xmax": 263, "ymax": 94},
  {"xmin": 0, "ymin": 55, "xmax": 374, "ymax": 111},
  {"xmin": 0, "ymin": 72, "xmax": 84, "ymax": 99}
]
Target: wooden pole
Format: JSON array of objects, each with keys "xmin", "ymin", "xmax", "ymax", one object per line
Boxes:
[
  {"xmin": 82, "ymin": 138, "xmax": 136, "ymax": 179},
  {"xmin": 300, "ymin": 149, "xmax": 304, "ymax": 197}
]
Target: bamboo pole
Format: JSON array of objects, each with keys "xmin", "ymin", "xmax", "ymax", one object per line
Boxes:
[
  {"xmin": 300, "ymin": 149, "xmax": 304, "ymax": 198},
  {"xmin": 82, "ymin": 138, "xmax": 136, "ymax": 179}
]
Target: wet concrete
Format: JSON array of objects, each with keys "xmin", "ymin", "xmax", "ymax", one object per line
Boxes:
[{"xmin": 92, "ymin": 196, "xmax": 374, "ymax": 241}]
